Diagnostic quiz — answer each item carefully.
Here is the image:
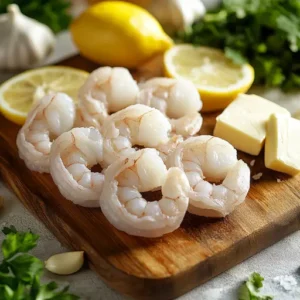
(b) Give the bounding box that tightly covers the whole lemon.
[70,1,173,68]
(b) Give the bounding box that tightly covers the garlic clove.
[45,251,85,275]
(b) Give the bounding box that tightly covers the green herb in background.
[238,272,273,300]
[0,0,72,33]
[0,225,79,300]
[179,0,300,91]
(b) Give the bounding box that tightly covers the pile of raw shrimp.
[16,67,251,238]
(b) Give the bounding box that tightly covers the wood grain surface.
[1,55,300,300]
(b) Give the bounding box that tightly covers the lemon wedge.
[70,1,173,68]
[164,45,254,112]
[0,66,88,125]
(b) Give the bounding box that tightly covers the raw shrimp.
[137,77,203,136]
[170,112,203,137]
[156,134,183,162]
[100,149,190,237]
[101,104,172,166]
[50,127,104,207]
[16,93,76,173]
[168,135,250,217]
[76,67,139,128]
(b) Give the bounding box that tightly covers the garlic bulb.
[45,251,85,275]
[147,0,206,34]
[0,4,55,70]
[201,0,222,11]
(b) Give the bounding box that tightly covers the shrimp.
[16,93,76,173]
[101,104,172,166]
[76,67,139,128]
[156,134,184,162]
[100,149,190,237]
[168,135,250,217]
[50,127,104,207]
[170,112,203,137]
[137,77,203,136]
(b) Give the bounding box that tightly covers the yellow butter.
[265,114,300,176]
[213,94,290,155]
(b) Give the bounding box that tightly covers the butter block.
[265,114,300,176]
[214,94,290,155]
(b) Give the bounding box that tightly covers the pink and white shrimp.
[50,127,104,207]
[137,77,203,137]
[16,93,76,173]
[76,67,139,128]
[100,149,190,237]
[168,135,250,217]
[101,104,172,166]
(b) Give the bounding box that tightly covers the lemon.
[70,1,173,68]
[0,66,88,125]
[164,45,255,112]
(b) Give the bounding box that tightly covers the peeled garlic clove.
[45,251,84,275]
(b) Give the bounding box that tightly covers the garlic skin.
[147,0,206,34]
[45,251,85,275]
[0,4,56,71]
[201,0,222,11]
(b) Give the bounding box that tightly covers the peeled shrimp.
[100,149,190,237]
[16,93,75,173]
[137,77,203,136]
[101,104,172,166]
[50,127,104,207]
[168,135,250,217]
[170,112,203,137]
[76,67,139,128]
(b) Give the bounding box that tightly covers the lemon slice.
[164,45,254,112]
[0,66,89,125]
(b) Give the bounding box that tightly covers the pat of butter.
[265,114,300,176]
[214,94,290,155]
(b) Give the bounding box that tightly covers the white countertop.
[1,32,300,300]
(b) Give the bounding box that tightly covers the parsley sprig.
[179,0,300,90]
[0,226,79,300]
[238,272,273,300]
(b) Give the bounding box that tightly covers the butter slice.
[265,114,300,176]
[214,94,290,155]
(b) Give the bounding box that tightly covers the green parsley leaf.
[7,254,44,284]
[2,231,39,259]
[0,227,80,299]
[0,284,14,299]
[0,272,18,288]
[2,226,17,235]
[238,272,273,300]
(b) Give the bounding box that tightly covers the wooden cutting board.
[1,55,300,300]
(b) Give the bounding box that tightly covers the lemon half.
[164,45,254,112]
[0,66,88,125]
